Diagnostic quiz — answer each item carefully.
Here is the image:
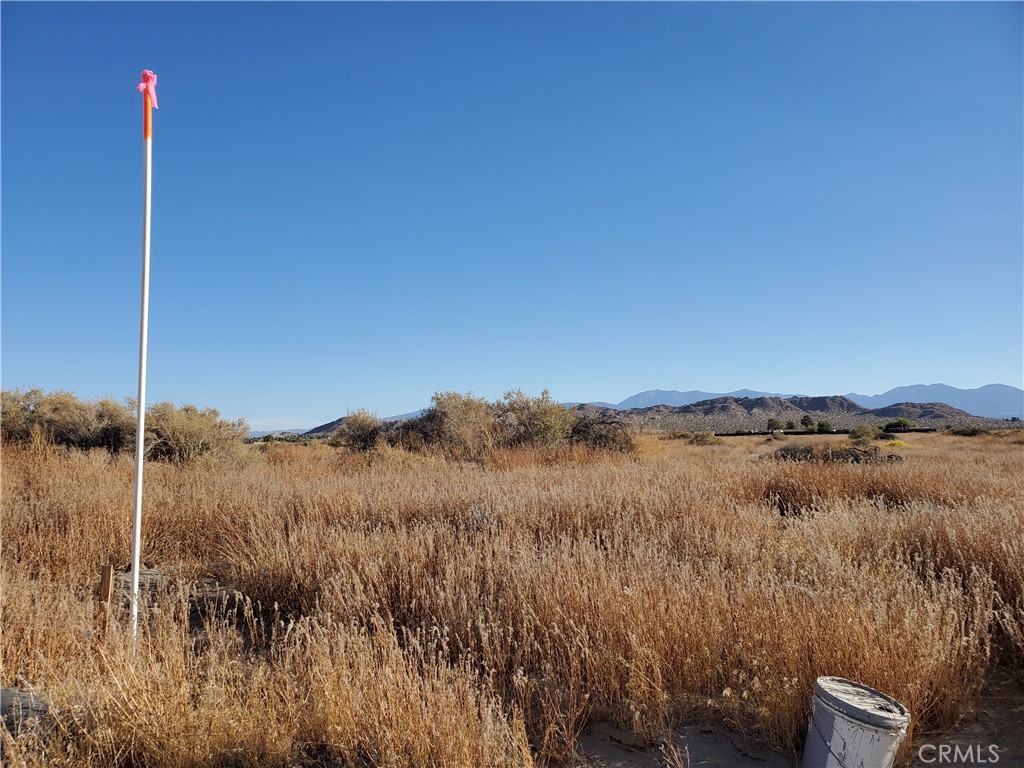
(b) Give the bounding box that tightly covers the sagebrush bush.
[1,390,247,463]
[497,388,576,446]
[329,408,382,452]
[774,442,898,464]
[849,424,881,443]
[1,389,135,452]
[569,416,635,453]
[402,391,500,460]
[383,389,632,459]
[690,431,724,446]
[145,402,249,463]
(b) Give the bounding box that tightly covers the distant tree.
[785,421,796,431]
[800,415,816,432]
[816,419,834,434]
[766,418,784,432]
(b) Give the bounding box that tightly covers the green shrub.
[849,424,882,446]
[800,415,816,432]
[690,432,724,446]
[816,420,834,434]
[329,408,382,452]
[766,418,784,432]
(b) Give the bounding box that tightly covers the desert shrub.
[386,390,635,459]
[145,402,249,463]
[690,432,724,446]
[660,430,694,441]
[0,389,99,448]
[497,389,575,446]
[410,391,501,460]
[800,415,816,433]
[785,420,796,430]
[36,391,99,447]
[94,398,136,452]
[884,418,917,432]
[329,408,382,452]
[1,389,135,452]
[766,418,784,432]
[569,416,635,453]
[816,419,834,434]
[849,424,882,445]
[774,442,899,464]
[946,426,990,437]
[849,424,878,440]
[1,388,41,443]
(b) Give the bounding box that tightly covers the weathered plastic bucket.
[801,677,910,768]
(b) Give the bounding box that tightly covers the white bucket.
[801,677,910,768]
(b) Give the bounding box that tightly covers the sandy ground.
[908,666,1023,768]
[577,721,797,767]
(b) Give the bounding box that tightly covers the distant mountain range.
[845,384,1022,419]
[288,383,1022,438]
[585,384,1022,420]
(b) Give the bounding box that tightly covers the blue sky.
[3,2,1021,430]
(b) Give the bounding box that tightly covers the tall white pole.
[131,71,157,648]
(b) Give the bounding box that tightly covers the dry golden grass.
[2,431,1022,765]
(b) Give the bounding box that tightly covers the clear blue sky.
[3,2,1022,430]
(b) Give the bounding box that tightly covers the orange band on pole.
[137,69,158,140]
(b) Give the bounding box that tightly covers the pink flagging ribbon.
[137,70,159,110]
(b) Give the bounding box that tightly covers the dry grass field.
[2,431,1022,766]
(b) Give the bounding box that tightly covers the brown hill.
[871,402,971,420]
[576,396,1000,434]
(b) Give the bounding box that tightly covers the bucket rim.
[813,676,911,730]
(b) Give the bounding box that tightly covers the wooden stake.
[96,564,114,639]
